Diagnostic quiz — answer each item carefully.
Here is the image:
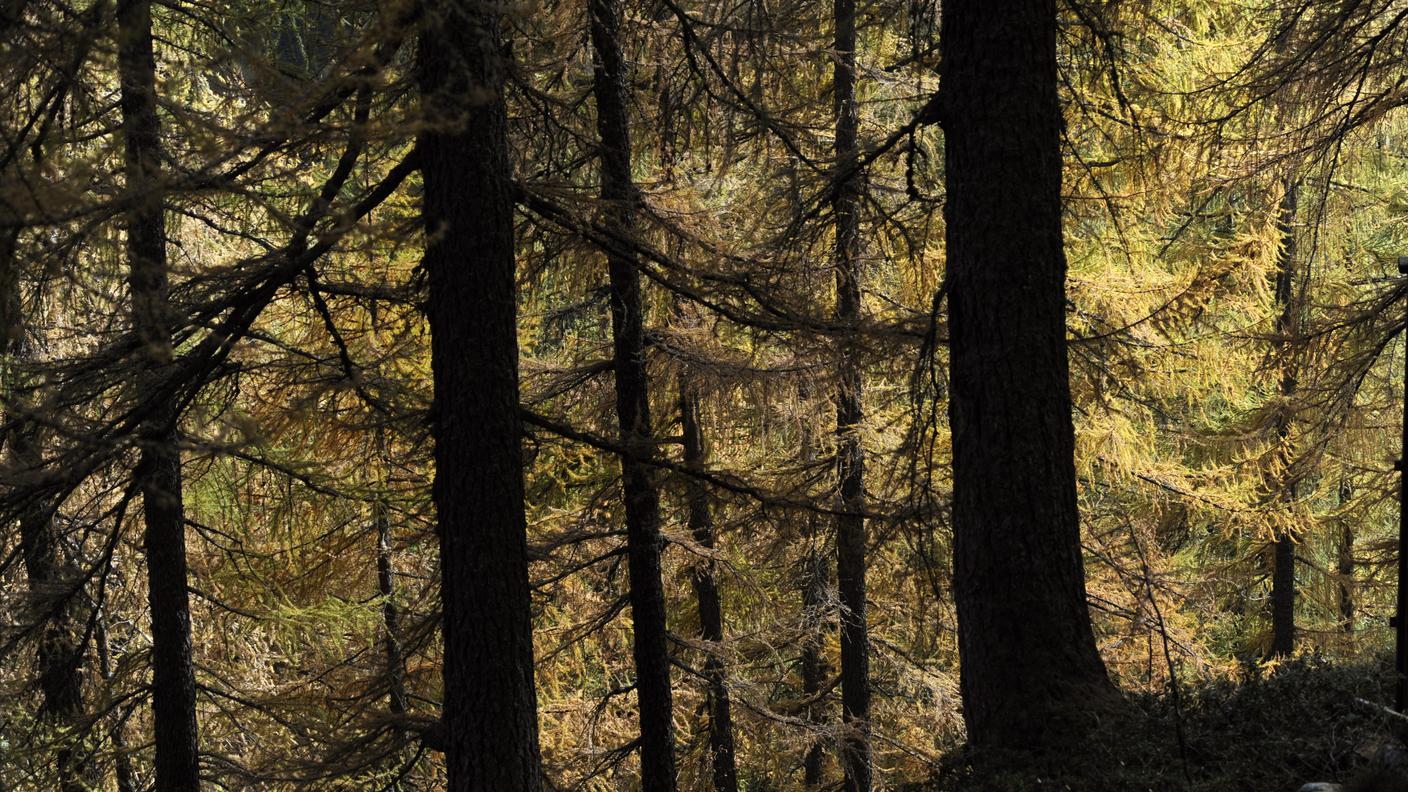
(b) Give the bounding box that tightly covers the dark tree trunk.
[587,2,678,789]
[97,609,137,792]
[116,1,202,787]
[1,185,88,792]
[1338,479,1354,635]
[831,1,870,788]
[799,527,827,777]
[801,546,829,788]
[678,367,739,792]
[940,0,1116,754]
[417,2,544,790]
[1269,177,1299,659]
[798,393,829,789]
[374,430,407,717]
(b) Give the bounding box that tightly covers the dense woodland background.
[7,0,1408,790]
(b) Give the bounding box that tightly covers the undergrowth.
[908,656,1405,792]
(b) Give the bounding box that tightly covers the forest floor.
[908,657,1408,792]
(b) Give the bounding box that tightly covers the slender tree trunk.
[374,430,408,717]
[831,1,870,787]
[678,361,739,792]
[97,609,137,792]
[587,2,678,789]
[799,399,829,788]
[801,548,829,787]
[1,181,88,792]
[940,0,1116,754]
[417,1,544,789]
[116,1,202,787]
[1338,479,1354,635]
[1269,176,1299,659]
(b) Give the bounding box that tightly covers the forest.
[10,0,1408,790]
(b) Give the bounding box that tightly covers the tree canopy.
[5,0,1408,790]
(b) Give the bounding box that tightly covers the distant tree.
[1269,175,1301,658]
[588,0,679,787]
[676,301,739,792]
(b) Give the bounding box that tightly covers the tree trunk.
[678,364,739,792]
[417,2,544,789]
[116,1,202,787]
[832,1,870,788]
[587,2,678,789]
[1338,479,1354,635]
[940,0,1116,754]
[374,430,408,717]
[1,178,88,792]
[1269,177,1299,659]
[97,608,137,792]
[801,547,829,787]
[798,389,829,788]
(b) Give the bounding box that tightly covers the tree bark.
[832,1,870,788]
[1269,177,1299,659]
[417,1,544,789]
[587,2,679,789]
[116,1,202,787]
[940,0,1116,754]
[678,363,739,792]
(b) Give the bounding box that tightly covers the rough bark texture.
[832,0,870,787]
[1269,178,1299,659]
[587,1,678,789]
[418,2,544,789]
[941,0,1116,754]
[116,0,202,787]
[679,368,739,792]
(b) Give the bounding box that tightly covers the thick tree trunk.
[940,0,1116,754]
[587,2,678,789]
[831,1,870,788]
[417,2,544,790]
[1269,177,1299,659]
[116,1,202,787]
[678,369,739,792]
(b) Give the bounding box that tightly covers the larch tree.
[418,0,545,788]
[0,24,89,789]
[588,0,679,788]
[116,0,203,786]
[676,300,740,792]
[1269,175,1301,658]
[832,0,871,786]
[939,0,1116,754]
